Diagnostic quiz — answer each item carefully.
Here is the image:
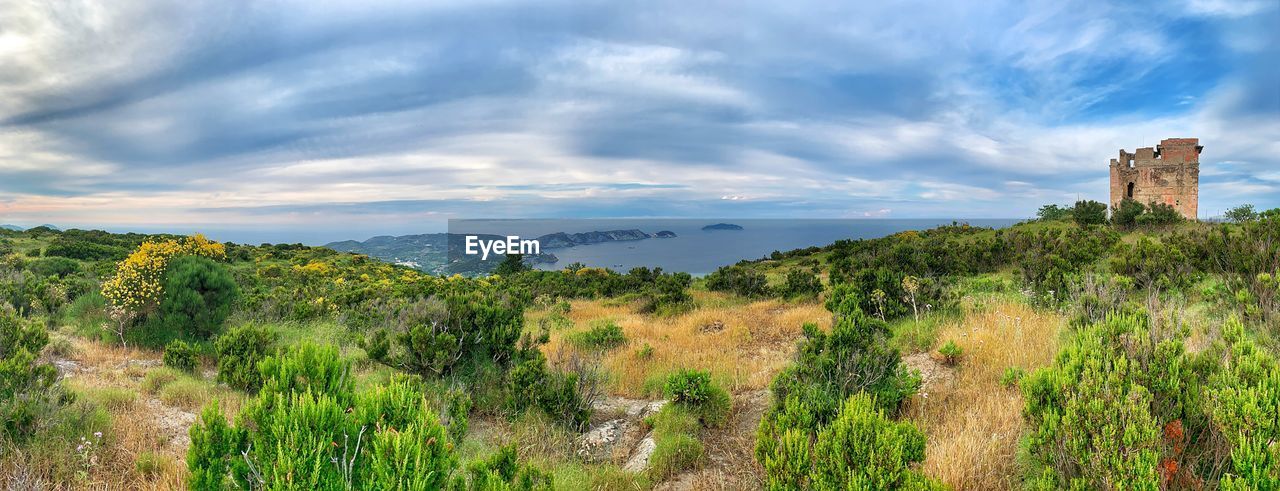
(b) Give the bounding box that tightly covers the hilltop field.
[0,204,1277,490]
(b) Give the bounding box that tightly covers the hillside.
[0,212,1277,489]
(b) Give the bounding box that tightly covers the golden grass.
[0,335,244,489]
[538,297,830,398]
[904,301,1064,490]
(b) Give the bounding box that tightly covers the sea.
[449,218,1022,276]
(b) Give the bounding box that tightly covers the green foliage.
[1000,366,1025,388]
[493,253,530,277]
[1020,313,1280,489]
[757,393,939,490]
[767,285,918,422]
[189,344,550,490]
[0,307,60,443]
[705,264,769,297]
[663,369,732,428]
[1135,201,1183,226]
[778,267,823,299]
[1224,204,1258,223]
[1109,236,1193,290]
[214,323,277,392]
[1036,204,1072,221]
[1111,198,1146,227]
[505,352,594,431]
[27,257,81,278]
[647,405,706,481]
[143,256,239,346]
[756,285,924,488]
[397,292,523,378]
[163,339,199,373]
[566,322,627,351]
[1071,200,1108,226]
[640,272,693,315]
[937,340,962,366]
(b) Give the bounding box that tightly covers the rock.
[53,359,82,378]
[145,398,196,450]
[699,320,725,333]
[623,432,658,472]
[576,419,634,462]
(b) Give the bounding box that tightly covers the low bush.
[663,369,731,427]
[646,405,706,481]
[0,307,60,443]
[214,324,277,392]
[188,344,550,490]
[567,322,628,351]
[163,339,199,373]
[705,264,769,298]
[938,340,963,366]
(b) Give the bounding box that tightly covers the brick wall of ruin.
[1109,138,1200,220]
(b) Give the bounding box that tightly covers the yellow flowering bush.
[101,234,226,313]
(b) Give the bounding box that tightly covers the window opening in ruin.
[1127,182,1135,198]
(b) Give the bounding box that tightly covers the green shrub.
[214,324,277,392]
[663,369,732,427]
[146,256,239,345]
[163,339,199,372]
[398,292,523,378]
[636,343,654,359]
[567,322,628,351]
[778,268,823,299]
[1136,201,1183,226]
[1072,200,1108,226]
[647,405,706,481]
[188,344,548,490]
[1000,366,1025,388]
[506,352,594,430]
[937,340,963,366]
[706,264,769,297]
[0,307,60,442]
[757,392,940,489]
[1111,198,1145,227]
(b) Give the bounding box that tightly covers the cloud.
[0,0,1276,240]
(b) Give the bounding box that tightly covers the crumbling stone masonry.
[1109,137,1201,220]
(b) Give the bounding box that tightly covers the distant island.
[702,223,743,231]
[325,228,676,275]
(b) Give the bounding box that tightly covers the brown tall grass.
[539,297,830,398]
[905,301,1064,490]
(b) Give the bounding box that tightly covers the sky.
[0,0,1277,244]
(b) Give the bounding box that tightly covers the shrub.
[567,322,627,351]
[663,369,732,427]
[27,257,80,278]
[1111,198,1145,227]
[1224,204,1257,223]
[188,345,549,490]
[636,343,654,359]
[398,292,523,378]
[214,324,277,392]
[778,268,823,299]
[163,339,199,372]
[1136,201,1184,226]
[146,256,239,345]
[0,308,60,442]
[1037,204,1071,221]
[1072,200,1108,226]
[647,405,706,480]
[937,340,963,366]
[757,392,939,489]
[1000,366,1025,388]
[705,264,769,297]
[506,353,594,430]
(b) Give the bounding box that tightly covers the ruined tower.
[1109,138,1201,220]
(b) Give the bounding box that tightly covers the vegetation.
[1,206,1278,488]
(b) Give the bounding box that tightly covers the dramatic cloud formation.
[0,0,1276,242]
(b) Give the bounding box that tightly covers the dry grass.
[1,336,242,490]
[538,296,830,398]
[904,301,1064,490]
